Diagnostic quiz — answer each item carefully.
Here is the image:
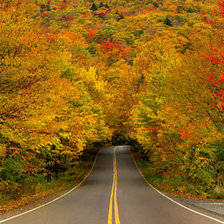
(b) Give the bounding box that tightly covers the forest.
[0,0,224,210]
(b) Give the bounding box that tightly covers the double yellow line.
[107,147,120,224]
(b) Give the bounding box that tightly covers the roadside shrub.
[0,157,24,183]
[164,175,183,190]
[22,175,41,194]
[213,186,224,199]
[0,180,22,199]
[187,164,214,195]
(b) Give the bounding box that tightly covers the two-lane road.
[1,146,224,224]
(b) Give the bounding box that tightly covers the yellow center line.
[114,148,120,224]
[108,179,114,224]
[107,146,120,224]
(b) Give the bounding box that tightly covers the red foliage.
[94,10,110,19]
[87,28,97,40]
[201,0,224,29]
[41,11,52,18]
[81,11,88,18]
[218,0,224,18]
[63,15,75,21]
[147,126,157,131]
[200,0,224,110]
[60,2,68,9]
[179,128,192,141]
[201,48,224,104]
[100,38,126,54]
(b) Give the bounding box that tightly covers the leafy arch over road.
[0,0,224,203]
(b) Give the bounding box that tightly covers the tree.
[90,3,97,11]
[99,2,104,8]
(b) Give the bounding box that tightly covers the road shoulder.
[130,147,224,223]
[0,150,99,222]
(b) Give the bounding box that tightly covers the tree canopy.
[0,0,224,201]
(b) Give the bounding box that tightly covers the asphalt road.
[1,146,224,224]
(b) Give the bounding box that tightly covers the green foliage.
[0,157,24,183]
[112,133,131,145]
[213,186,224,199]
[87,43,100,55]
[61,68,77,80]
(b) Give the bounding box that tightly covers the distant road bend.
[1,146,224,224]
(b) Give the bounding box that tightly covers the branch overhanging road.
[1,146,224,224]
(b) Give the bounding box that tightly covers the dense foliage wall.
[0,0,223,199]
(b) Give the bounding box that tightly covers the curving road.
[1,146,224,224]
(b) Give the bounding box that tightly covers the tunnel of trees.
[0,0,224,207]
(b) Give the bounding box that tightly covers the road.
[1,146,224,224]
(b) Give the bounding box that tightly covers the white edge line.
[130,149,224,224]
[0,152,99,223]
